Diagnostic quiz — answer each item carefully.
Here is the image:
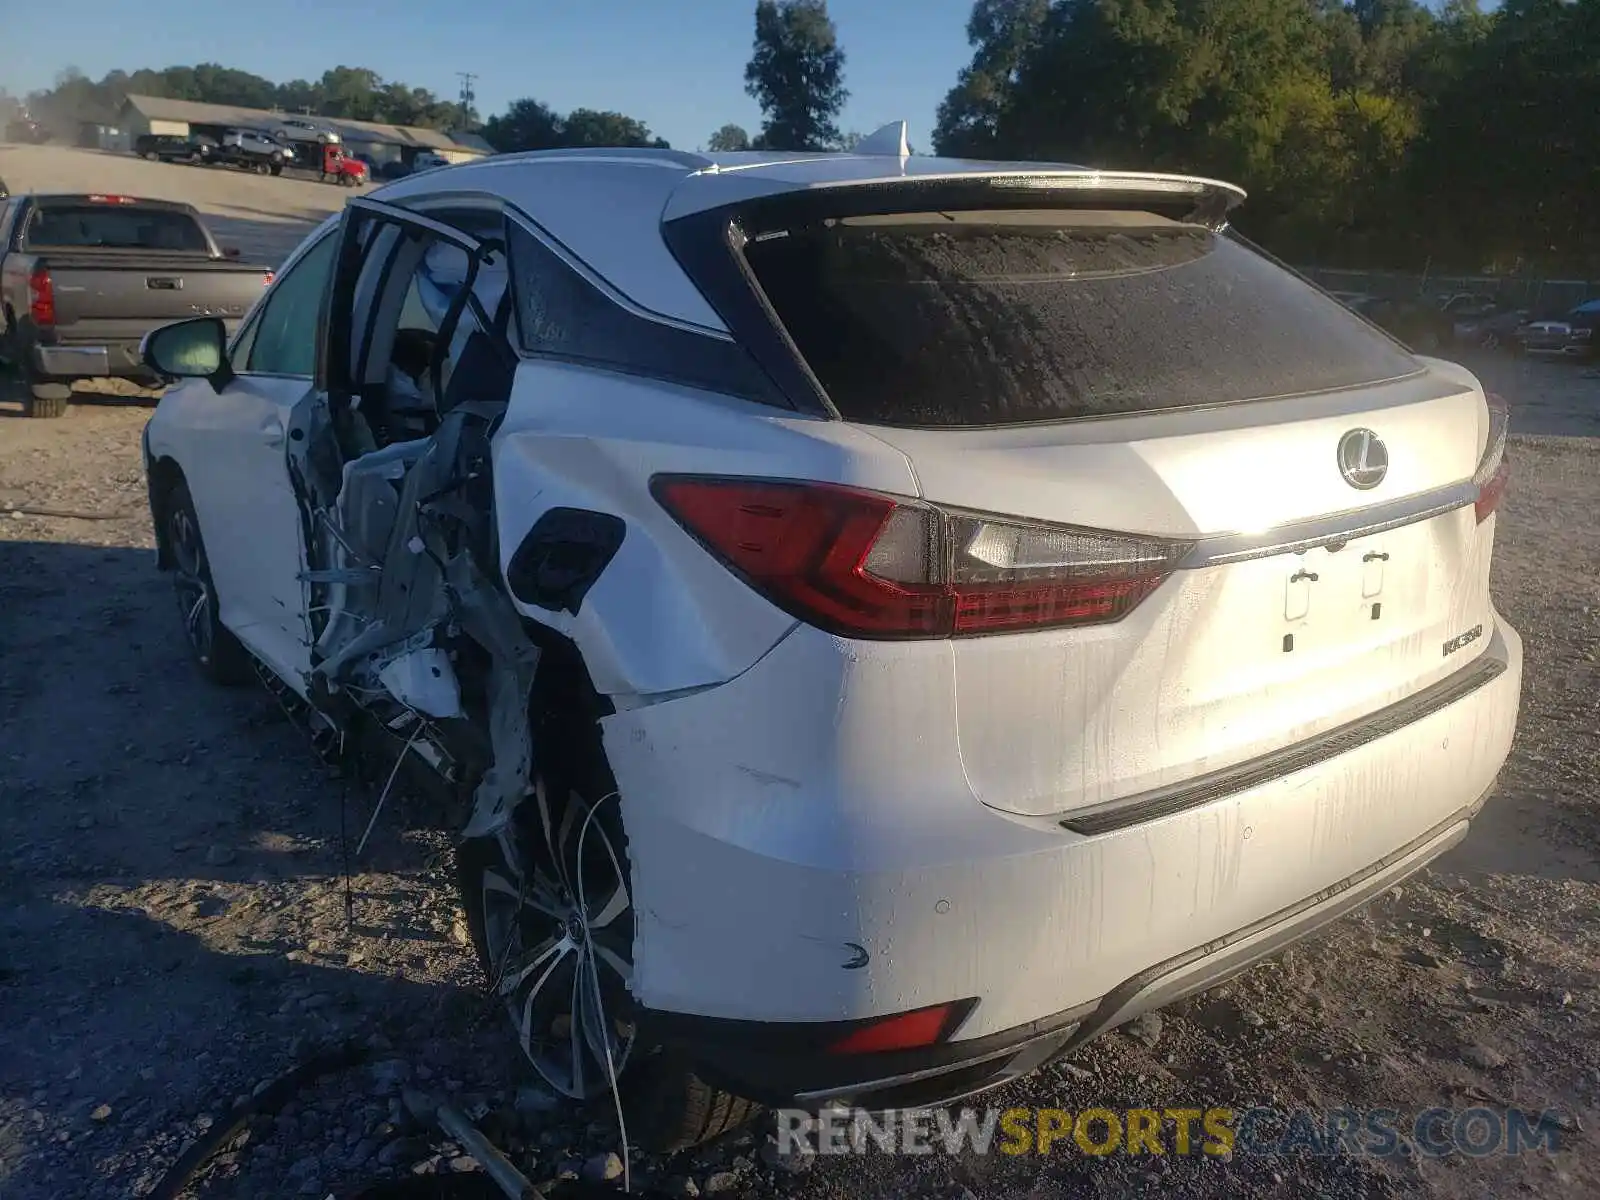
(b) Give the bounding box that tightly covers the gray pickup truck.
[0,193,274,417]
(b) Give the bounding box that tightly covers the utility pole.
[456,72,477,132]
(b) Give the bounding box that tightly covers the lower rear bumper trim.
[1060,645,1508,836]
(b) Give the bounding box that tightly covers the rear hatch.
[22,200,271,337]
[728,191,1506,819]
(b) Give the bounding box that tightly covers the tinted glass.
[246,233,337,376]
[507,219,774,400]
[26,205,208,252]
[741,209,1422,427]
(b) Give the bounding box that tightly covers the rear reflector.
[652,476,1193,639]
[1474,393,1511,524]
[27,265,55,327]
[826,1003,962,1055]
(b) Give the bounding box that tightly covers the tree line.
[22,64,473,132]
[930,0,1599,273]
[13,0,1594,272]
[723,0,1597,275]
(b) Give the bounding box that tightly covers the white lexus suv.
[138,131,1522,1150]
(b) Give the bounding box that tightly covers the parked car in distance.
[1452,304,1531,351]
[134,133,208,164]
[273,117,340,144]
[0,193,274,417]
[412,151,451,171]
[209,127,291,175]
[1435,291,1502,319]
[136,146,1522,1151]
[1514,304,1599,358]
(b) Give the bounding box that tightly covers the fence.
[1298,267,1598,316]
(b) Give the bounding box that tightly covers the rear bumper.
[605,611,1522,1105]
[648,791,1486,1109]
[32,339,146,379]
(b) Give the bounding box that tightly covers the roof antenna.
[855,120,909,159]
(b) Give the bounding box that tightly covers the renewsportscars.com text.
[774,1105,1568,1159]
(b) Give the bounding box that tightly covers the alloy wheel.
[480,779,636,1100]
[168,505,216,667]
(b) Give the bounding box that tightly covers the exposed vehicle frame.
[137,134,1522,1150]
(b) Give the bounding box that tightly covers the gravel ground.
[1,145,1598,1200]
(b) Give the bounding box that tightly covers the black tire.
[455,673,760,1153]
[22,377,69,419]
[144,150,159,161]
[162,479,252,685]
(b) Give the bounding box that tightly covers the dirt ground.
[1,144,1598,1200]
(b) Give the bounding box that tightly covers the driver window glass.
[243,232,337,377]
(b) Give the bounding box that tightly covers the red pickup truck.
[0,193,275,417]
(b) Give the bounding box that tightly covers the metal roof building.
[119,93,492,164]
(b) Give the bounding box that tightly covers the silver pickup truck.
[0,193,274,417]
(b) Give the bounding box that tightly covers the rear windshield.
[741,209,1421,427]
[26,205,209,252]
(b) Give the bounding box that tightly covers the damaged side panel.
[490,361,921,701]
[287,388,541,841]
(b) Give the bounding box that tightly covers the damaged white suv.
[139,137,1522,1150]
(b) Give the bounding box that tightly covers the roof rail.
[482,146,713,170]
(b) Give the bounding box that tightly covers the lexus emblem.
[1337,428,1388,490]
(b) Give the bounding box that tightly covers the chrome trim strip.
[345,196,486,254]
[1059,647,1508,837]
[1183,480,1478,568]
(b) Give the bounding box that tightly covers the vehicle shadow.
[0,898,518,1200]
[0,536,529,1197]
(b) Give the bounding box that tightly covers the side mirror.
[141,317,232,391]
[222,246,241,259]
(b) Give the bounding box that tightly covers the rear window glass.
[741,209,1421,427]
[26,206,209,252]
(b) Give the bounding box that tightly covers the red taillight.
[86,194,137,205]
[1474,393,1511,524]
[652,476,1193,639]
[27,265,55,327]
[827,1003,961,1055]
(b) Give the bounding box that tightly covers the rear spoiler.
[668,170,1248,234]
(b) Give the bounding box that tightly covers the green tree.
[744,0,849,150]
[707,122,752,151]
[560,108,667,148]
[482,100,668,153]
[933,0,1048,157]
[1405,0,1600,271]
[315,67,384,121]
[483,98,563,152]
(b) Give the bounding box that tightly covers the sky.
[0,0,978,151]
